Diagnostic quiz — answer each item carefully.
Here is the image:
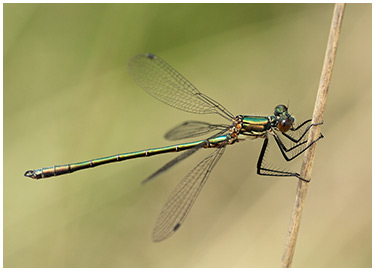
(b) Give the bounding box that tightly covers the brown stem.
[281,3,346,268]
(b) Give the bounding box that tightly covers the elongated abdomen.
[24,140,207,180]
[24,135,231,180]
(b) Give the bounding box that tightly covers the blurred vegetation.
[4,3,371,268]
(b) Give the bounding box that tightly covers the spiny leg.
[256,137,306,181]
[273,132,309,154]
[283,121,323,143]
[291,119,312,131]
[273,132,324,162]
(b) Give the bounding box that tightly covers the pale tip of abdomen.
[24,170,39,180]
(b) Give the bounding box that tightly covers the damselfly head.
[274,105,295,132]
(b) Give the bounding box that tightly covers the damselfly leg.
[257,121,324,181]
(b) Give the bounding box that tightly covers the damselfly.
[24,53,323,242]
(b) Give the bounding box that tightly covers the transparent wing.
[152,146,226,242]
[165,121,231,141]
[128,53,234,121]
[142,141,206,184]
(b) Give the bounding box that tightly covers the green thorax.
[240,115,272,136]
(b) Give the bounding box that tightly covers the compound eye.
[278,118,292,132]
[274,104,288,116]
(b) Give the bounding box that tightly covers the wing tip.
[173,223,181,231]
[152,223,180,242]
[146,53,156,59]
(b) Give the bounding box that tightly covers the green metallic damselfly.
[24,53,323,242]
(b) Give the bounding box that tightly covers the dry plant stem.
[281,3,346,268]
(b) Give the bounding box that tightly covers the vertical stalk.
[281,3,346,268]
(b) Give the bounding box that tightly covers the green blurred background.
[4,3,371,268]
